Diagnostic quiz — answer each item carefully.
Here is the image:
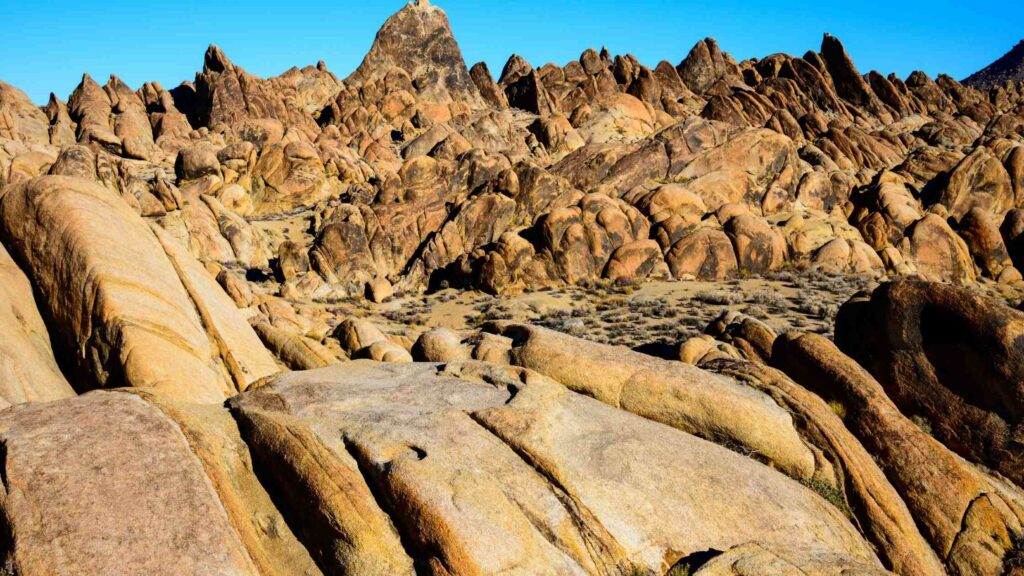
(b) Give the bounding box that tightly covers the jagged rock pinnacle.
[346,0,482,105]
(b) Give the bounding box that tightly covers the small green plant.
[911,415,933,436]
[801,477,854,520]
[828,400,847,420]
[665,564,692,576]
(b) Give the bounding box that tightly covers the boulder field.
[1,0,1024,573]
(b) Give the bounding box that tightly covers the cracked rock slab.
[230,360,882,575]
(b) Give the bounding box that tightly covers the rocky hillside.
[1,0,1024,574]
[964,40,1024,89]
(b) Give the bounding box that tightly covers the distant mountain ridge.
[964,39,1024,88]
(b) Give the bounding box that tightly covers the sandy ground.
[250,208,1024,355]
[307,271,894,356]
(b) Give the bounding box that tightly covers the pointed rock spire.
[819,34,882,113]
[347,0,481,105]
[677,37,741,94]
[203,44,234,74]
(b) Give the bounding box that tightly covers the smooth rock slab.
[0,392,256,575]
[484,322,815,479]
[0,176,264,403]
[231,360,881,575]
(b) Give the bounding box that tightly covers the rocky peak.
[203,44,235,74]
[677,37,741,94]
[498,54,533,86]
[347,0,482,105]
[964,39,1024,89]
[819,33,882,112]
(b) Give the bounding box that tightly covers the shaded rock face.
[0,242,75,407]
[835,280,1024,487]
[964,39,1024,89]
[771,332,1024,575]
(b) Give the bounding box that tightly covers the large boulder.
[674,129,800,214]
[665,227,738,280]
[484,323,815,478]
[899,214,976,283]
[0,391,312,575]
[773,331,1024,575]
[957,207,1021,282]
[935,147,1015,219]
[0,81,51,146]
[693,355,944,576]
[723,213,787,274]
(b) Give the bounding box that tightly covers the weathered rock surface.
[773,331,1024,575]
[0,5,1023,574]
[231,360,882,575]
[0,392,260,575]
[485,322,815,477]
[0,176,275,403]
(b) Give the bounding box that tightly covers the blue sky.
[3,0,1022,104]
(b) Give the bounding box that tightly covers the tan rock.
[334,318,412,363]
[252,319,340,370]
[698,356,944,576]
[0,392,259,575]
[666,227,738,280]
[413,327,472,362]
[724,213,787,274]
[485,323,815,478]
[0,176,245,402]
[936,147,1014,219]
[0,242,75,407]
[899,214,976,283]
[231,360,881,574]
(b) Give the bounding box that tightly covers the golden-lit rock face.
[0,2,1023,573]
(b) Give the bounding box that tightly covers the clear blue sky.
[3,0,1022,104]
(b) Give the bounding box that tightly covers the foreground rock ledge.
[0,361,886,575]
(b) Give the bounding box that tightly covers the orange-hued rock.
[0,176,271,402]
[0,4,1023,573]
[773,331,1024,574]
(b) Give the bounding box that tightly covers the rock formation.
[0,2,1023,573]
